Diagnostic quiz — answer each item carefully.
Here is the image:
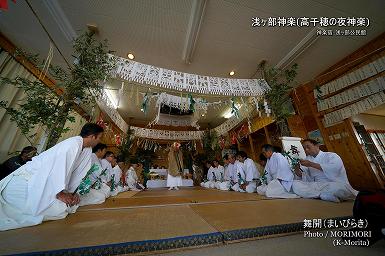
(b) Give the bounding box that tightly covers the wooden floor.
[0,187,354,255]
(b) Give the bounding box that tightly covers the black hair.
[261,144,274,152]
[302,139,319,145]
[104,151,114,158]
[21,146,37,155]
[92,143,107,153]
[80,123,104,138]
[259,153,267,162]
[236,151,247,159]
[223,154,229,160]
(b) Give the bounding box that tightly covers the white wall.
[352,114,385,131]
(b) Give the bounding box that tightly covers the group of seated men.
[200,140,358,203]
[0,123,144,231]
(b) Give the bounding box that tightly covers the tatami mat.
[79,188,265,211]
[0,188,355,255]
[0,205,217,255]
[190,199,353,231]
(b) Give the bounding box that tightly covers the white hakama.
[0,136,91,231]
[292,151,358,202]
[167,174,182,188]
[126,168,144,191]
[257,152,299,198]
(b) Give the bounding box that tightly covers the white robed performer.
[212,160,225,189]
[231,159,247,192]
[233,151,260,193]
[257,144,299,198]
[167,142,184,190]
[126,161,145,191]
[292,139,358,202]
[201,162,216,188]
[217,154,237,191]
[0,123,103,231]
[100,151,115,197]
[110,156,126,196]
[78,143,109,206]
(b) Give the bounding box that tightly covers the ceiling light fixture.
[42,0,77,42]
[182,0,207,64]
[127,53,135,60]
[275,26,322,70]
[229,71,235,76]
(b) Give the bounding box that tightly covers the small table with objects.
[146,168,193,188]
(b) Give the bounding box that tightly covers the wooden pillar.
[264,126,272,144]
[248,135,256,160]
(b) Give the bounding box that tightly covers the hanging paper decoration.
[141,92,149,115]
[230,97,240,119]
[188,93,196,112]
[115,57,271,96]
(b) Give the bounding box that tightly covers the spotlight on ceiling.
[127,53,135,60]
[229,71,235,76]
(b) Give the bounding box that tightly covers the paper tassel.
[141,92,149,115]
[188,93,196,112]
[231,97,240,119]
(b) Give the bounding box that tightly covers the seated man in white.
[126,160,145,191]
[78,143,109,206]
[234,151,260,193]
[230,158,247,192]
[212,160,225,189]
[110,156,126,196]
[0,123,103,231]
[257,144,299,198]
[101,151,115,197]
[201,162,216,188]
[217,154,234,191]
[292,139,358,203]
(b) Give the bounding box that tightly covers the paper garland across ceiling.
[97,89,256,140]
[113,56,271,97]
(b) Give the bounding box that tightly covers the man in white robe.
[110,156,125,196]
[257,144,299,198]
[0,123,104,231]
[292,139,358,202]
[230,158,247,192]
[78,143,108,206]
[126,161,145,191]
[216,154,229,190]
[217,154,238,191]
[101,151,115,197]
[212,160,225,189]
[234,151,260,193]
[201,162,216,189]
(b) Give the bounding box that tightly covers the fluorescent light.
[104,88,118,109]
[182,0,207,64]
[42,0,77,42]
[127,53,135,60]
[229,71,235,76]
[275,27,322,69]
